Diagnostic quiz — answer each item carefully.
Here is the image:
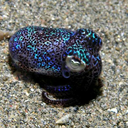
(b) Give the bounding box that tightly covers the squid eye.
[65,55,86,72]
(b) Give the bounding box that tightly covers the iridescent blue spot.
[37,63,41,67]
[99,39,102,44]
[67,85,71,88]
[50,31,56,36]
[47,49,53,53]
[62,33,70,41]
[14,37,17,42]
[33,47,37,52]
[42,62,45,66]
[92,33,95,38]
[47,57,50,60]
[19,36,23,41]
[38,57,42,62]
[16,45,21,49]
[35,54,37,59]
[32,40,37,45]
[97,55,100,60]
[12,47,15,51]
[48,61,53,65]
[64,86,70,91]
[53,42,58,45]
[27,45,32,50]
[45,65,50,69]
[57,67,60,71]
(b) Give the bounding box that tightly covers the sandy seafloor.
[0,0,128,127]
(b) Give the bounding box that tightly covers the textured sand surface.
[0,0,128,127]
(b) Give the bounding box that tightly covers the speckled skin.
[9,26,102,106]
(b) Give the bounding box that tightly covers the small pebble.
[56,114,72,124]
[108,108,118,113]
[0,30,14,41]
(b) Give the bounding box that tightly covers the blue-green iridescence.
[9,26,102,76]
[9,26,102,105]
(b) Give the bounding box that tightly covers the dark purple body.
[9,26,102,106]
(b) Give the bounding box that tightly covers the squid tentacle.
[42,91,76,106]
[42,84,73,97]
